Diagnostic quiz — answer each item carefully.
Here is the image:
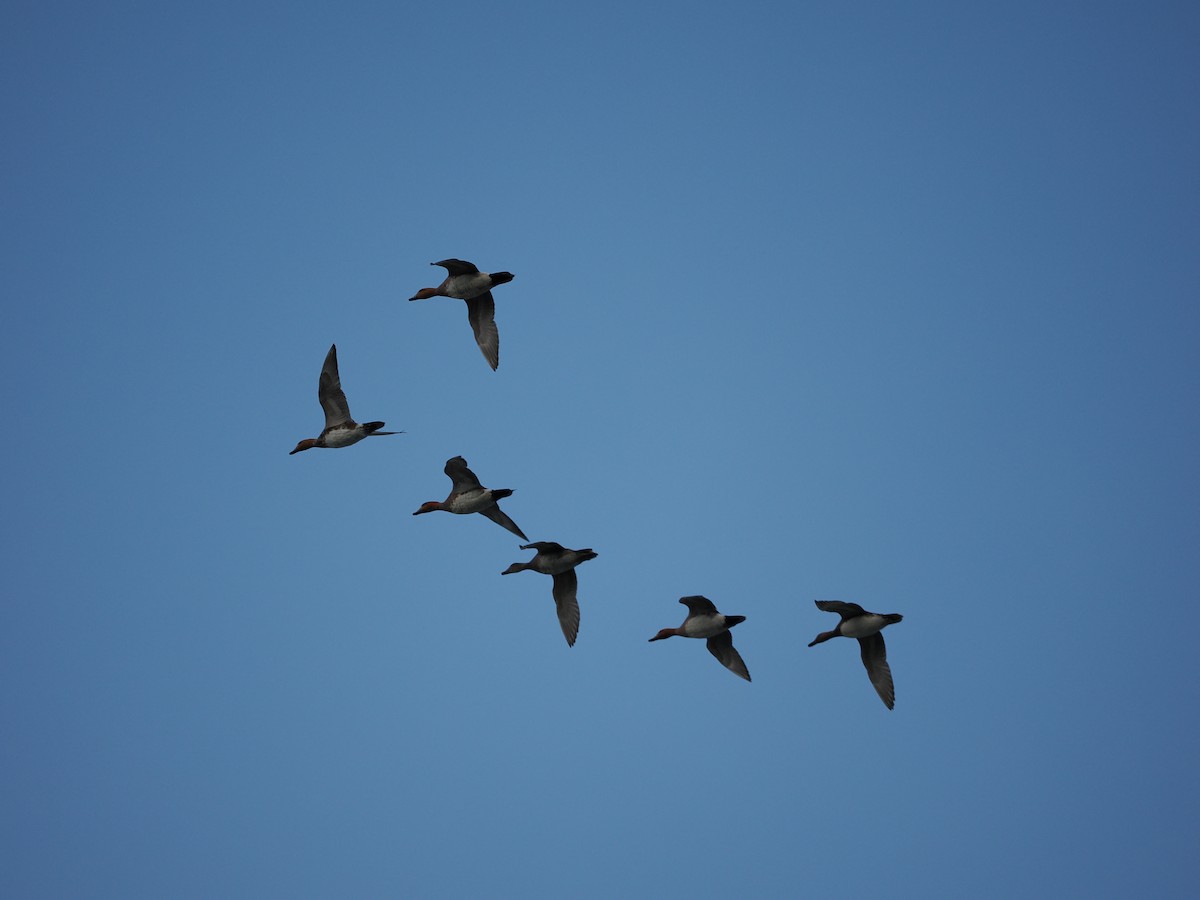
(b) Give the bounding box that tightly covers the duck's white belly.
[445,273,492,300]
[323,426,364,448]
[840,615,886,638]
[448,489,494,514]
[680,615,728,639]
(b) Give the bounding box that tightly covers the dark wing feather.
[318,344,353,428]
[858,633,895,709]
[815,600,867,619]
[551,570,581,647]
[466,292,499,370]
[680,596,719,616]
[480,504,529,540]
[444,456,482,491]
[521,541,565,553]
[706,631,751,682]
[433,258,480,276]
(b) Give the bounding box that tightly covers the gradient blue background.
[3,2,1198,897]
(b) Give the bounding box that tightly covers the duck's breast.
[444,273,493,300]
[448,488,495,513]
[321,425,365,448]
[679,614,729,639]
[840,614,888,638]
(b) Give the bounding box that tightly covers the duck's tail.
[363,422,402,436]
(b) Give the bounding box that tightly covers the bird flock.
[290,258,906,709]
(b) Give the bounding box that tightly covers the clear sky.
[3,2,1198,897]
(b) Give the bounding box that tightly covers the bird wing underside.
[680,595,719,616]
[443,456,483,491]
[707,630,751,681]
[480,504,528,541]
[858,632,895,709]
[434,258,480,276]
[551,570,580,647]
[318,345,352,428]
[815,600,866,619]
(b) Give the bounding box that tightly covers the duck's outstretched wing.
[318,344,353,428]
[480,504,528,541]
[680,596,719,616]
[444,455,482,491]
[466,292,499,370]
[815,600,867,619]
[521,541,566,553]
[858,633,895,709]
[706,631,751,682]
[551,570,581,647]
[433,258,480,276]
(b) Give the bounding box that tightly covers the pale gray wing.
[444,456,482,491]
[318,344,352,428]
[551,570,580,647]
[680,596,719,616]
[707,631,751,682]
[466,292,499,371]
[434,258,480,276]
[815,600,867,618]
[480,503,528,541]
[858,633,895,709]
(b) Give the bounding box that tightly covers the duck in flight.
[413,456,528,540]
[502,542,598,647]
[808,600,904,709]
[289,344,399,455]
[408,258,514,371]
[649,596,751,682]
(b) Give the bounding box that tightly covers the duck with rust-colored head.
[290,344,400,455]
[408,258,514,371]
[413,456,527,540]
[649,596,750,682]
[808,600,904,709]
[502,542,598,647]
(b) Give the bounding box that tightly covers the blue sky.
[2,2,1198,897]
